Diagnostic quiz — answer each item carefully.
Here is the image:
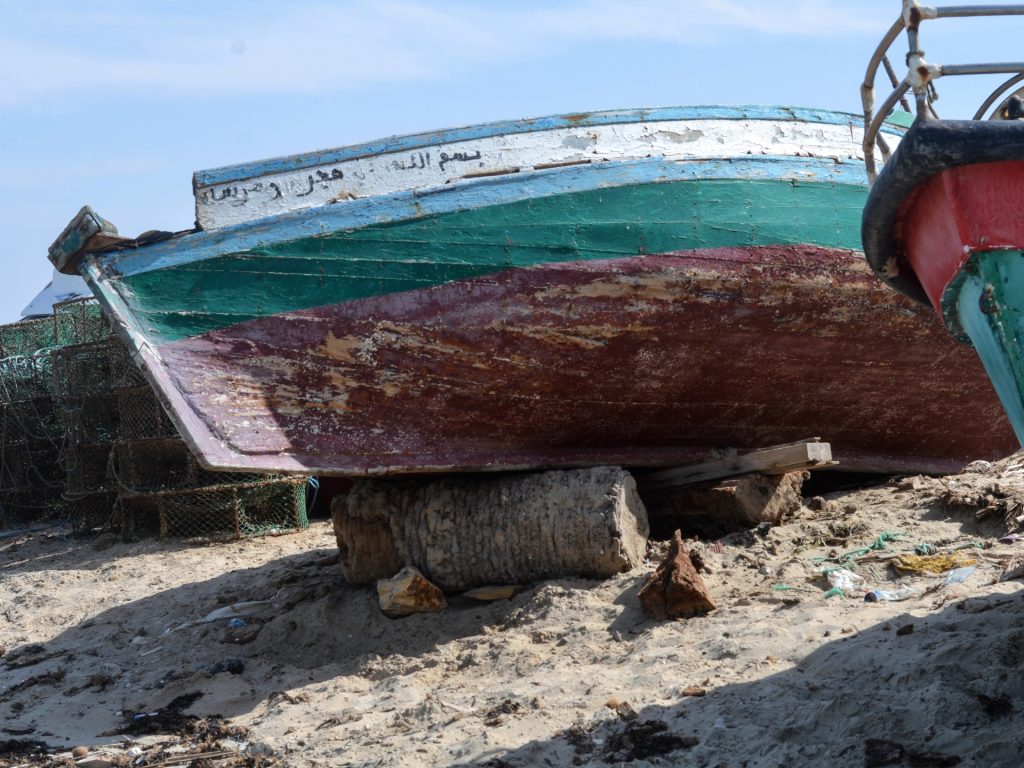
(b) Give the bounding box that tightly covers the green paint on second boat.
[121,177,867,344]
[950,250,1024,444]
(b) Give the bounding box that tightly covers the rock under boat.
[50,105,1015,475]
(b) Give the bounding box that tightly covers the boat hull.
[862,119,1024,446]
[899,163,1024,445]
[65,106,1013,475]
[101,245,1013,475]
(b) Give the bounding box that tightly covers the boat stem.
[948,251,1024,445]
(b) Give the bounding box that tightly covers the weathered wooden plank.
[134,246,1014,476]
[193,110,900,230]
[645,472,808,539]
[639,440,835,492]
[120,176,868,343]
[196,105,906,188]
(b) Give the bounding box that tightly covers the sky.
[1,0,1021,323]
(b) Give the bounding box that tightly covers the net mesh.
[120,478,308,541]
[53,297,110,347]
[0,353,56,403]
[2,397,62,443]
[59,392,120,446]
[0,317,63,525]
[117,386,177,440]
[52,339,126,402]
[64,491,119,536]
[62,441,117,495]
[0,316,58,358]
[0,297,309,541]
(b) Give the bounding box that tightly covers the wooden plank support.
[639,438,836,492]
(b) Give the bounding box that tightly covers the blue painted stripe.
[108,154,867,278]
[194,105,906,187]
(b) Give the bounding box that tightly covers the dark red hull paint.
[157,246,1016,475]
[898,160,1024,312]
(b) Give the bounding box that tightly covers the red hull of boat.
[898,160,1024,313]
[149,245,1015,475]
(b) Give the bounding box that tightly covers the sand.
[3,466,1024,767]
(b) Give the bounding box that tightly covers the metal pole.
[974,73,1024,118]
[933,4,1024,18]
[864,80,912,183]
[940,62,1024,76]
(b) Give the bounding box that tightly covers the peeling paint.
[143,246,1015,476]
[321,332,369,363]
[654,129,705,143]
[193,118,895,230]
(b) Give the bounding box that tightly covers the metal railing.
[862,1,1024,182]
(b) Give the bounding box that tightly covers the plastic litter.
[999,533,1021,544]
[228,618,247,628]
[770,584,816,594]
[864,586,920,602]
[944,566,976,585]
[170,600,274,632]
[825,568,866,595]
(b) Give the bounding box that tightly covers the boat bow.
[862,0,1024,446]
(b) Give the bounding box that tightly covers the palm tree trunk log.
[331,467,649,591]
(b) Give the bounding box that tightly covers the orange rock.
[638,530,716,619]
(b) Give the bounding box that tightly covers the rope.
[814,531,904,567]
[307,477,320,513]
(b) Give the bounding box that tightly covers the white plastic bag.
[825,567,866,595]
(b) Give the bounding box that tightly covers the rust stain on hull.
[158,245,1016,475]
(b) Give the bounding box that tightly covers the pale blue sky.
[1,0,1019,322]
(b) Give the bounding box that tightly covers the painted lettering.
[438,150,482,171]
[391,152,430,171]
[203,167,345,206]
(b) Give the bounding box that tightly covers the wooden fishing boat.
[49,105,1015,476]
[862,1,1024,447]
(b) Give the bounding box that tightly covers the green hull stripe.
[951,250,1024,445]
[121,178,866,343]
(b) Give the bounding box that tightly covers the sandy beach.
[3,464,1024,767]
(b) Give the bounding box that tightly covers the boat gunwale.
[193,104,908,188]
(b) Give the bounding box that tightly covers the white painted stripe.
[194,118,893,230]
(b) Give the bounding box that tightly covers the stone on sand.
[377,566,447,618]
[638,530,716,619]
